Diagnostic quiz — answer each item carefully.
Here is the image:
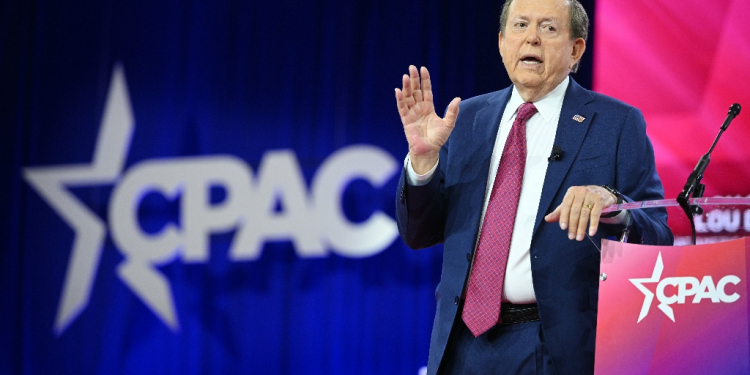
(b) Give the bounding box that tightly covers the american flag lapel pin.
[572,114,585,123]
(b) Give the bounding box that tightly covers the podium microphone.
[677,103,741,245]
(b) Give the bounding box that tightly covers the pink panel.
[593,0,750,202]
[596,238,750,374]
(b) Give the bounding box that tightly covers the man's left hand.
[544,185,617,241]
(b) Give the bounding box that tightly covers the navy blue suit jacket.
[396,78,673,375]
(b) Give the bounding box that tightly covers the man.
[394,0,673,374]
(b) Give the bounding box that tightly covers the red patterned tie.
[462,102,537,337]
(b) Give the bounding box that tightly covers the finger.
[421,66,433,103]
[409,65,423,103]
[588,199,603,237]
[544,205,561,222]
[395,88,409,120]
[575,199,595,241]
[558,190,575,231]
[567,191,587,240]
[402,73,415,107]
[444,97,461,127]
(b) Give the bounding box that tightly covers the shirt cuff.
[404,154,439,186]
[600,209,631,225]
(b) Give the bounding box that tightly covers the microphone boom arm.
[677,103,741,245]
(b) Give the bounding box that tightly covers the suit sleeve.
[605,107,673,245]
[395,146,450,250]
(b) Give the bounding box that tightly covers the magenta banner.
[596,238,750,374]
[593,0,750,245]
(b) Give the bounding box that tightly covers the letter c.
[717,275,741,303]
[657,277,682,305]
[311,145,399,258]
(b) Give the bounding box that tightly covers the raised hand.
[395,65,461,174]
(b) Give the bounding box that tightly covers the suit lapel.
[532,79,595,236]
[474,88,512,151]
[472,87,512,200]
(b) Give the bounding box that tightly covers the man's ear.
[571,38,586,67]
[498,32,505,58]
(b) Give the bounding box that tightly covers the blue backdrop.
[0,1,595,374]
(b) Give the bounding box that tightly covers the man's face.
[499,0,585,100]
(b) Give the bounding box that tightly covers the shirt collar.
[507,76,569,123]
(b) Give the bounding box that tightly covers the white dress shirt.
[405,77,569,304]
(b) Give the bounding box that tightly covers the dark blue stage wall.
[0,1,594,374]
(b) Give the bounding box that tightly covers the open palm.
[395,66,461,174]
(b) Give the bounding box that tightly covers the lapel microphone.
[548,145,563,161]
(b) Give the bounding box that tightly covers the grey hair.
[499,0,589,73]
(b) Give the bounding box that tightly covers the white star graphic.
[23,65,134,335]
[629,252,666,323]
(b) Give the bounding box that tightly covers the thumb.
[443,97,461,126]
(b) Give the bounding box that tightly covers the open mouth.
[521,55,543,64]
